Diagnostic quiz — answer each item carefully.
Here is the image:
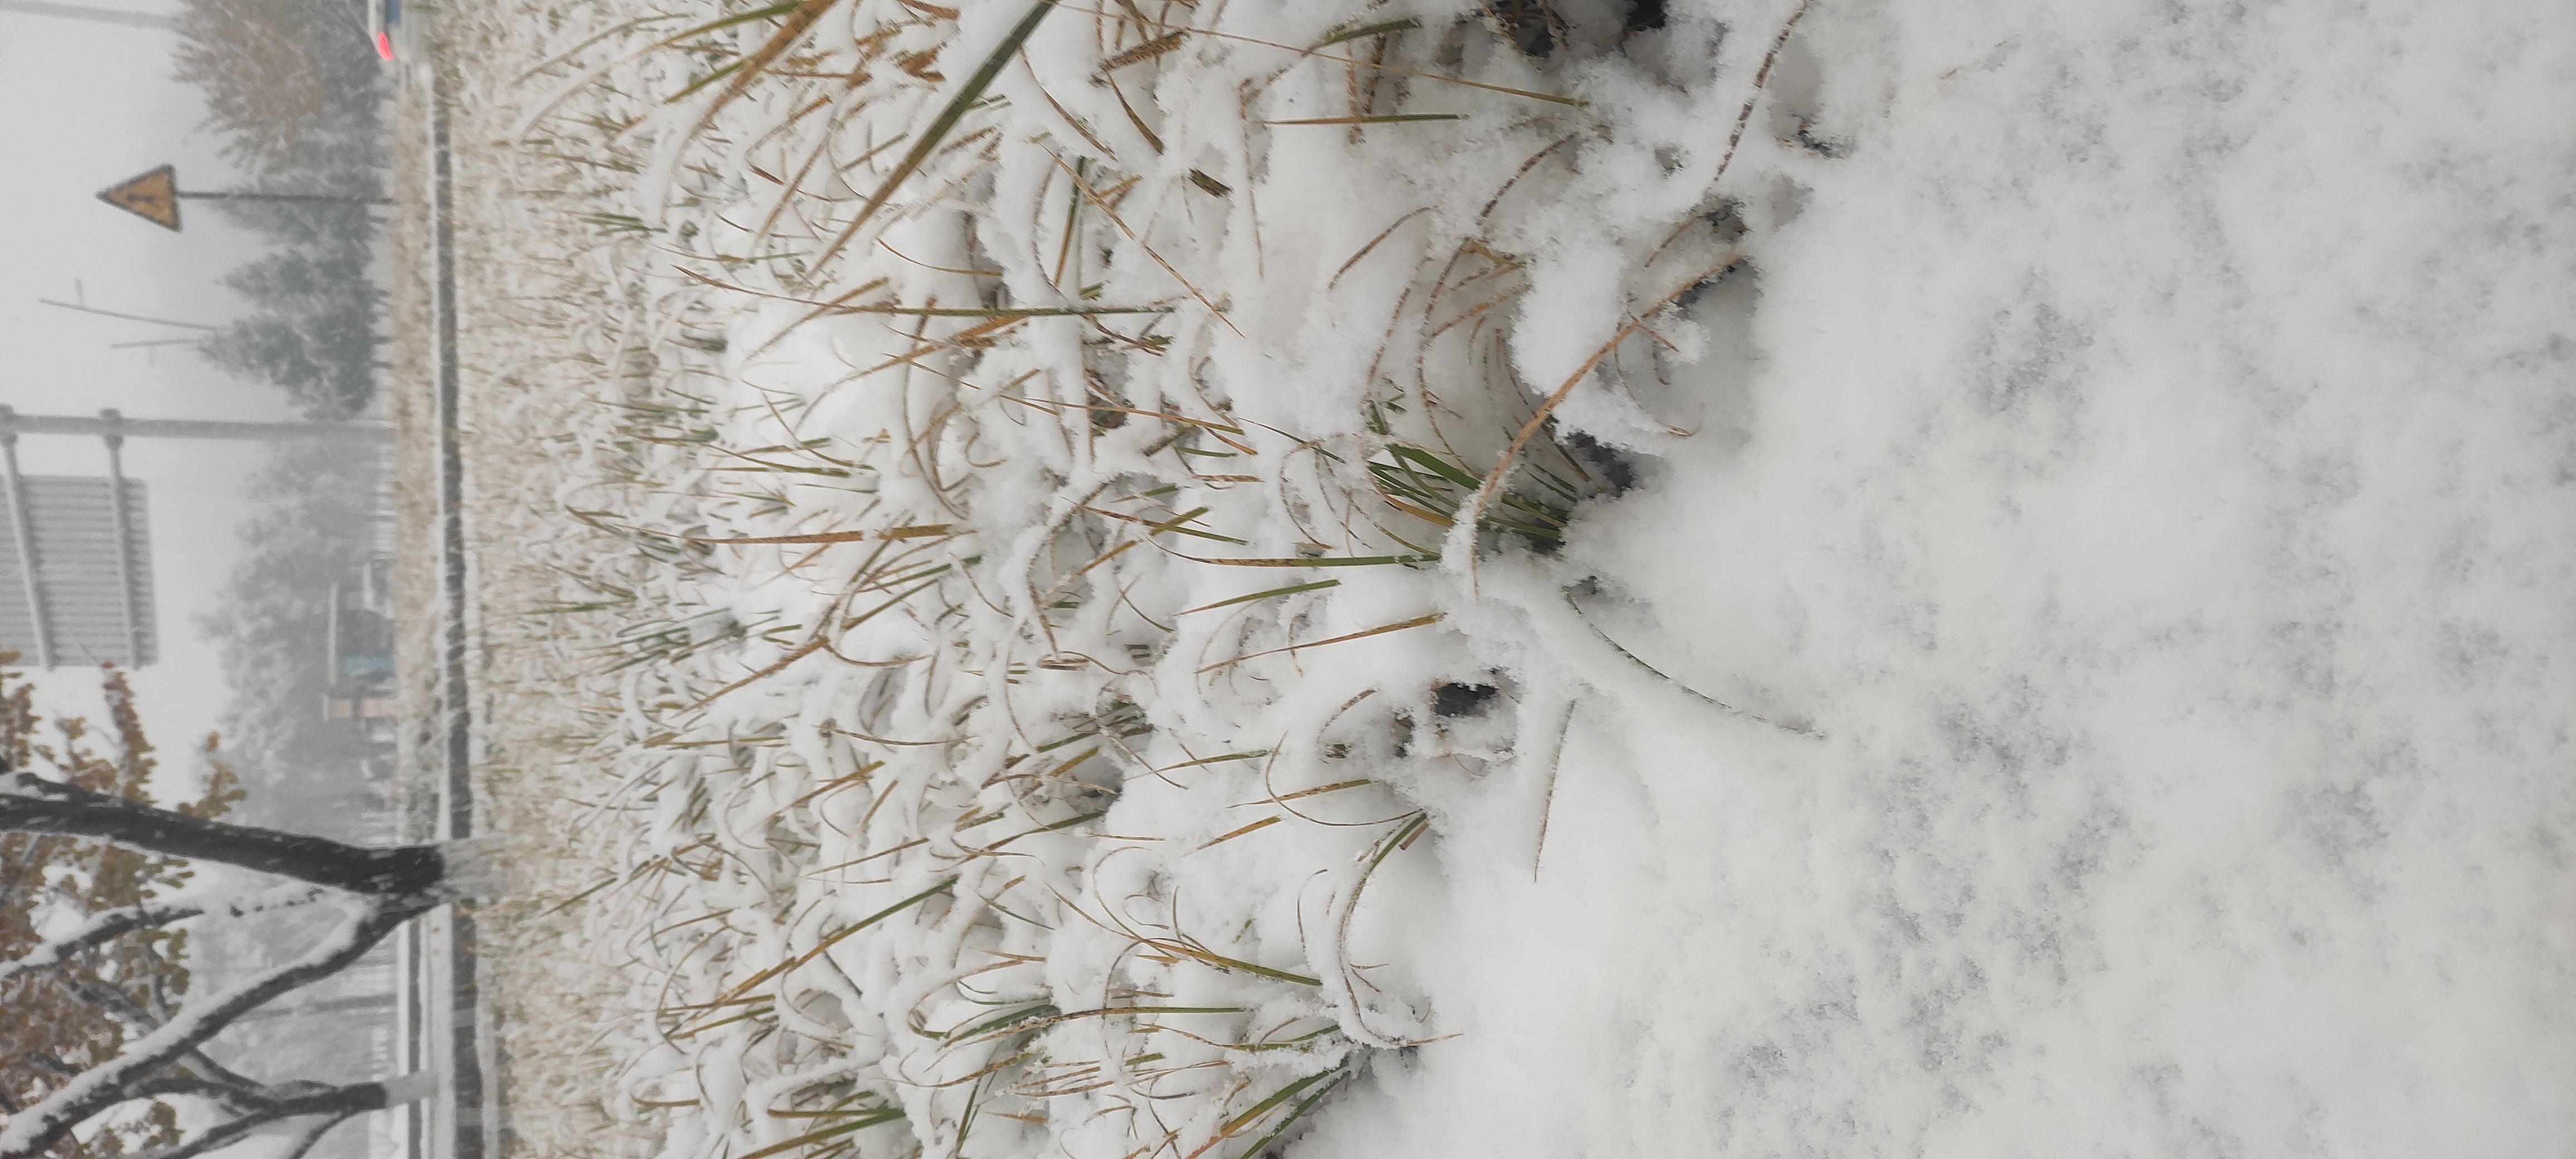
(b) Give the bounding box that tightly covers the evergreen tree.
[217,245,382,419]
[174,0,389,418]
[192,443,384,839]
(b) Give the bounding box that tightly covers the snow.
[447,0,2575,1155]
[1301,2,2576,1153]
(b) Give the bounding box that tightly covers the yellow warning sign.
[97,165,180,231]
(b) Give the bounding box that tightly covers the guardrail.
[392,26,494,1159]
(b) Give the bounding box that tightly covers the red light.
[374,31,394,60]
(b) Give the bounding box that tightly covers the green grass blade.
[1312,17,1421,48]
[1263,113,1465,125]
[815,0,1055,269]
[1178,580,1340,615]
[1177,552,1438,568]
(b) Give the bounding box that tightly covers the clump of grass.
[1366,441,1579,552]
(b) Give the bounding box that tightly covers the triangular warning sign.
[98,165,180,231]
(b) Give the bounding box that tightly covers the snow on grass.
[427,0,2573,1156]
[435,2,1782,1158]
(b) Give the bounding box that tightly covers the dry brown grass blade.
[1105,75,1165,152]
[686,555,948,709]
[1198,613,1444,674]
[1530,698,1575,880]
[1262,114,1463,125]
[505,1,802,140]
[1027,74,1119,161]
[1192,816,1281,850]
[1098,30,1186,74]
[751,106,904,253]
[1077,504,1247,544]
[1046,147,1238,334]
[1001,395,1247,440]
[1168,550,1440,568]
[671,0,844,149]
[1046,1,1586,107]
[1328,207,1430,290]
[1717,0,1816,186]
[685,524,957,544]
[700,877,958,1012]
[1234,778,1372,807]
[856,315,1028,378]
[1463,259,1737,549]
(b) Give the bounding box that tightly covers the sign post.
[96,164,392,232]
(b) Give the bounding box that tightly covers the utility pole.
[0,0,171,30]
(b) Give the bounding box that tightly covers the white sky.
[0,4,310,776]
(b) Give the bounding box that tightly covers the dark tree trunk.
[0,771,443,895]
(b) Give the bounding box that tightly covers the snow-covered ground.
[1310,4,2576,1155]
[440,0,2574,1155]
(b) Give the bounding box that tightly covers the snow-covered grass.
[420,0,2575,1156]
[428,2,1796,1158]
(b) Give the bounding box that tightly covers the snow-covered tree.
[0,667,455,1159]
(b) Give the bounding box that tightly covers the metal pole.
[393,919,420,1159]
[100,411,143,668]
[0,0,171,29]
[0,408,388,443]
[325,581,343,692]
[176,190,393,207]
[0,436,53,669]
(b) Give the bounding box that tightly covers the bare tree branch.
[27,888,374,1106]
[0,897,426,1159]
[60,972,163,1030]
[170,1053,272,1103]
[132,1083,393,1159]
[125,1075,274,1117]
[0,883,329,989]
[48,977,273,1103]
[273,1109,361,1159]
